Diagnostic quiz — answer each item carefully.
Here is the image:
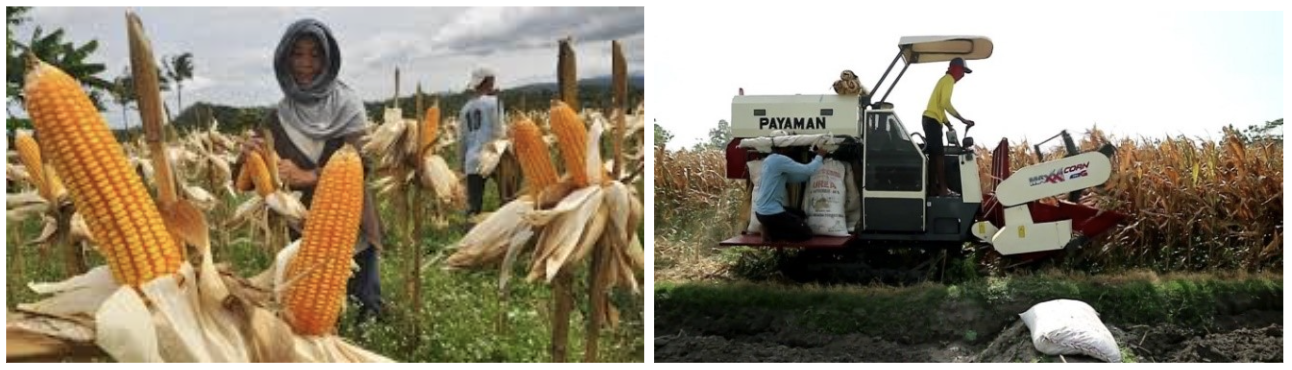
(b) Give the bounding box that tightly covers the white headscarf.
[273,18,366,151]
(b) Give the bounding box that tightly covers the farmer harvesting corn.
[458,66,507,221]
[239,18,386,325]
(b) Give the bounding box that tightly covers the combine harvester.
[720,36,1126,283]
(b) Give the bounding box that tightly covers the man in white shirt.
[459,67,506,219]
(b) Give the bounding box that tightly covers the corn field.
[654,127,1282,273]
[6,14,643,363]
[7,107,646,364]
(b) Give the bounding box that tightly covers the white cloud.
[430,7,644,55]
[181,75,214,93]
[9,6,643,129]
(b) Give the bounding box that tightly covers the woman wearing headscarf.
[243,18,385,324]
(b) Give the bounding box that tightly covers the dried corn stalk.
[612,40,627,109]
[558,36,578,111]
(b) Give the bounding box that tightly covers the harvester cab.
[720,36,1125,274]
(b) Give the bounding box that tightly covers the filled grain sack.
[1019,299,1122,363]
[805,159,849,236]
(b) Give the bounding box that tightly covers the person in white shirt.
[459,67,506,219]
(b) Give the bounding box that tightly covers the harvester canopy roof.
[898,36,993,64]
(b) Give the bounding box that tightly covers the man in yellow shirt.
[922,57,975,197]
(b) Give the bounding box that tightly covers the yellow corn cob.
[235,156,254,192]
[420,104,440,156]
[282,145,365,336]
[22,58,181,287]
[44,165,67,200]
[245,151,275,197]
[511,118,559,197]
[549,101,588,187]
[14,132,51,199]
[260,128,284,188]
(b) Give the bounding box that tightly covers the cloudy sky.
[9,6,644,129]
[652,6,1282,149]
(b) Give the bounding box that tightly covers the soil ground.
[656,309,1282,363]
[654,275,1282,363]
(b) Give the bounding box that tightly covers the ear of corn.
[23,58,181,287]
[282,145,365,336]
[234,150,275,197]
[550,101,588,187]
[14,131,64,201]
[14,131,45,188]
[245,151,275,197]
[44,165,67,201]
[235,157,254,192]
[420,103,440,157]
[511,118,559,197]
[260,128,284,188]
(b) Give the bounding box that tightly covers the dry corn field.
[7,104,646,364]
[6,14,644,363]
[655,127,1282,274]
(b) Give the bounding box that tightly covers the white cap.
[467,67,496,89]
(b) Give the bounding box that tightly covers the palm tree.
[7,6,31,119]
[110,67,136,134]
[109,65,172,138]
[7,7,31,98]
[163,52,193,118]
[7,25,112,110]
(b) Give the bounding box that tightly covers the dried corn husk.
[419,154,462,205]
[476,139,511,176]
[7,191,49,223]
[445,196,536,269]
[445,109,644,294]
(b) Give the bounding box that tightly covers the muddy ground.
[655,310,1282,363]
